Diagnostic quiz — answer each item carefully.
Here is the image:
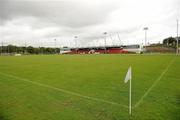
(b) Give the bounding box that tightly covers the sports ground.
[0,54,179,120]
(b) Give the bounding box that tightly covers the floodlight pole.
[41,41,44,54]
[1,41,3,55]
[74,36,78,54]
[54,39,56,54]
[176,19,179,55]
[103,32,107,54]
[143,27,148,52]
[7,42,9,54]
[109,34,114,46]
[117,33,121,46]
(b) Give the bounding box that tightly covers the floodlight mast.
[143,27,148,52]
[25,41,27,54]
[7,42,9,54]
[109,34,114,46]
[176,19,179,55]
[1,41,3,55]
[103,32,107,54]
[54,39,57,54]
[117,33,121,46]
[74,36,78,54]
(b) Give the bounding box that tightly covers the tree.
[163,37,177,47]
[27,46,34,54]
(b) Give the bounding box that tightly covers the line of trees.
[162,37,180,47]
[0,45,60,54]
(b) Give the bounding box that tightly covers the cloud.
[0,0,119,28]
[0,0,179,47]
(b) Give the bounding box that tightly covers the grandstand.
[60,44,143,54]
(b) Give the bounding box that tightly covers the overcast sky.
[0,0,179,47]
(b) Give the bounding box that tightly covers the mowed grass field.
[0,54,179,120]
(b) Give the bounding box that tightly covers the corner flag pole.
[124,66,132,116]
[129,75,132,115]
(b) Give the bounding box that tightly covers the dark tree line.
[162,37,180,47]
[0,45,60,54]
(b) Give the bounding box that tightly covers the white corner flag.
[124,67,132,83]
[124,66,132,115]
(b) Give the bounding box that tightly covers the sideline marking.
[133,58,175,108]
[0,72,128,108]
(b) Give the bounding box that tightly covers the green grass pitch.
[0,54,179,120]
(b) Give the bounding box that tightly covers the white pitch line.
[133,58,175,108]
[0,72,128,108]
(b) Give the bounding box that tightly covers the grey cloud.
[0,0,119,28]
[0,0,178,47]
